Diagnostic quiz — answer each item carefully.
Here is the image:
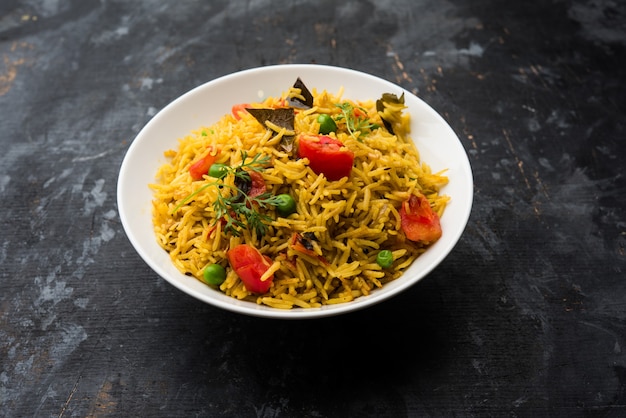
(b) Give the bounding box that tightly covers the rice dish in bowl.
[117,64,473,319]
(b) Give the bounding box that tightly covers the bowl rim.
[117,64,473,319]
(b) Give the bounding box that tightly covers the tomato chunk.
[289,232,329,265]
[189,147,218,180]
[247,171,266,198]
[399,194,442,244]
[232,103,249,120]
[297,134,354,181]
[227,244,274,293]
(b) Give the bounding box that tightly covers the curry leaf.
[246,107,295,152]
[286,77,314,109]
[376,92,405,135]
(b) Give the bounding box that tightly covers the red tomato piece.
[227,244,274,293]
[399,194,442,244]
[352,107,367,119]
[189,147,218,180]
[247,171,266,198]
[289,233,329,265]
[232,103,249,120]
[289,232,317,258]
[297,134,354,181]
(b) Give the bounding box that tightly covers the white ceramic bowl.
[117,64,473,319]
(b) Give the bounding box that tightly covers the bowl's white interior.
[117,64,473,319]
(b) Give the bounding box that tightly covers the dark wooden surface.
[2,1,625,416]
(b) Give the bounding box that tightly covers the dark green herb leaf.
[334,102,380,140]
[172,151,282,237]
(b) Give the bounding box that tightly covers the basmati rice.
[150,84,449,309]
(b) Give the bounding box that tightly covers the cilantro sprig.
[212,185,283,237]
[334,102,380,140]
[171,151,283,237]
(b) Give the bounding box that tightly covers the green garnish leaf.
[171,151,281,237]
[334,102,380,140]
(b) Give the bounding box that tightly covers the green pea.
[275,193,297,217]
[317,114,337,134]
[376,250,394,269]
[209,163,229,179]
[202,264,226,286]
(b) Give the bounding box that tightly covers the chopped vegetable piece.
[275,193,297,217]
[233,167,267,201]
[174,151,279,237]
[232,103,250,120]
[289,232,329,265]
[208,163,229,179]
[399,194,442,244]
[376,250,394,268]
[202,264,226,285]
[227,244,274,293]
[297,134,354,181]
[317,114,337,134]
[335,102,379,139]
[245,170,267,198]
[189,147,218,180]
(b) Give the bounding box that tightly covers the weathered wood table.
[2,1,625,416]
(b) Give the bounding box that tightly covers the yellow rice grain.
[150,84,449,308]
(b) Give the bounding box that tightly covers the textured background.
[1,0,625,416]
